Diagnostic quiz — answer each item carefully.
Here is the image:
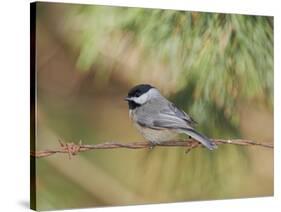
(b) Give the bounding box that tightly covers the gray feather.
[166,103,197,126]
[179,128,217,150]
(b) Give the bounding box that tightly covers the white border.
[0,0,279,211]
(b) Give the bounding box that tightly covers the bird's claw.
[148,141,160,149]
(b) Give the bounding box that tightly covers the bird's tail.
[180,128,217,150]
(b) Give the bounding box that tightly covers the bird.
[124,84,217,150]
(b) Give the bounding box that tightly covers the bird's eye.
[135,91,141,97]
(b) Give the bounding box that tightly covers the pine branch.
[30,139,273,158]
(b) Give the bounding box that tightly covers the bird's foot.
[148,141,160,149]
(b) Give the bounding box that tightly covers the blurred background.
[33,2,273,210]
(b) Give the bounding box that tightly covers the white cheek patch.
[132,92,149,105]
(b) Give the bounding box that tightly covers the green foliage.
[66,6,273,136]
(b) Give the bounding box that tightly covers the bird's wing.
[135,101,193,130]
[161,102,197,126]
[136,113,190,130]
[151,113,193,129]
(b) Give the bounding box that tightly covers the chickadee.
[125,84,217,150]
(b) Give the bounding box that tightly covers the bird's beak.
[124,97,131,101]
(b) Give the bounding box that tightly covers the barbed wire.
[30,138,273,159]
